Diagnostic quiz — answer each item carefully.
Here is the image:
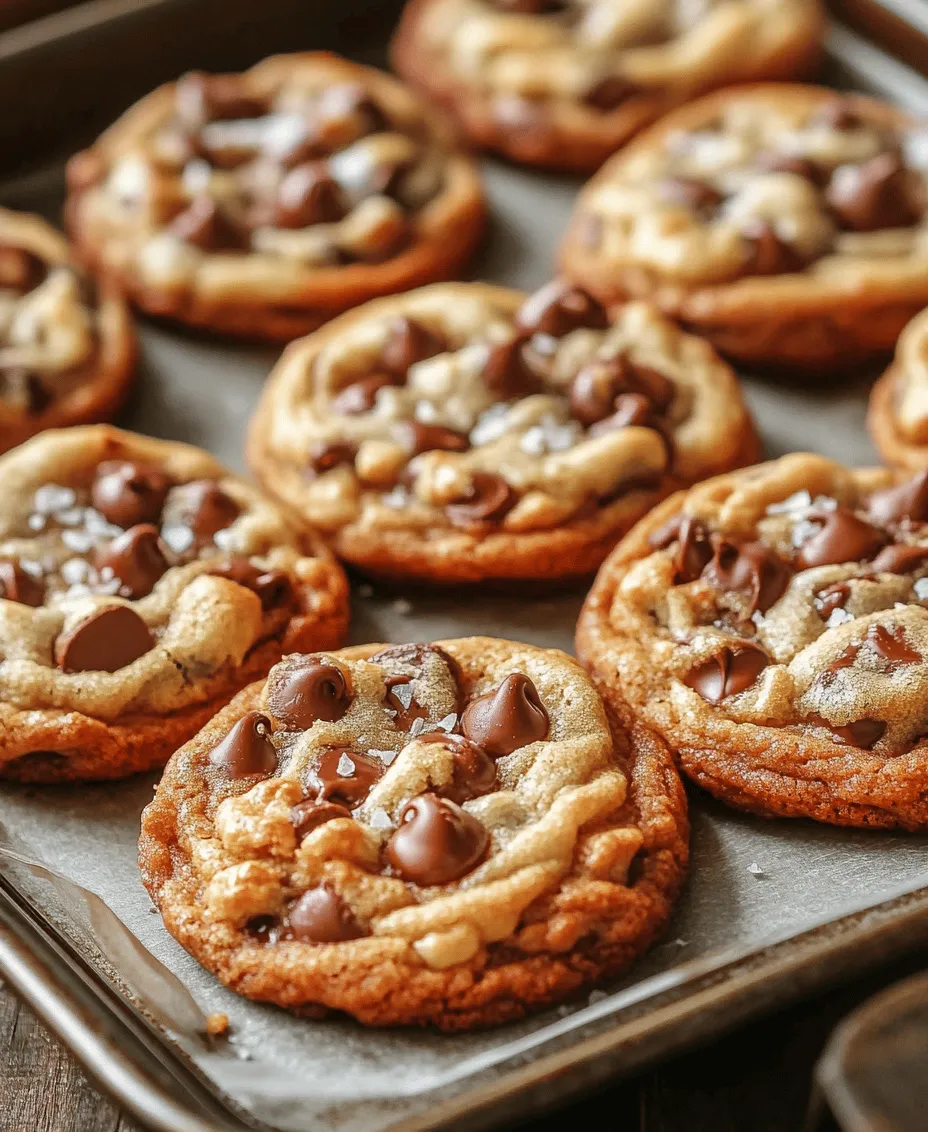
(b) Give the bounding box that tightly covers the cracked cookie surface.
[65,52,486,341]
[869,308,928,470]
[0,425,348,782]
[391,0,822,171]
[139,636,687,1029]
[577,453,928,829]
[560,85,928,369]
[0,208,135,452]
[247,279,759,584]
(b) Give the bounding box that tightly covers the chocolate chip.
[274,162,345,229]
[812,99,862,130]
[398,421,469,455]
[383,675,429,730]
[420,732,498,804]
[169,196,247,251]
[584,76,634,111]
[91,461,171,527]
[267,658,352,730]
[684,645,769,704]
[54,606,154,673]
[209,558,294,611]
[386,793,489,886]
[569,358,628,426]
[380,317,444,375]
[650,514,713,584]
[743,221,804,275]
[208,711,278,778]
[94,524,168,600]
[588,392,659,437]
[658,177,724,215]
[290,799,353,842]
[827,622,920,676]
[330,374,400,415]
[867,472,928,526]
[307,747,383,806]
[285,884,365,943]
[369,642,463,706]
[825,153,921,232]
[0,560,43,607]
[445,473,515,527]
[482,335,537,399]
[795,508,885,569]
[165,480,240,544]
[869,543,928,574]
[754,151,822,182]
[815,581,851,619]
[828,719,886,749]
[702,538,792,614]
[516,280,608,337]
[175,71,266,129]
[0,368,51,415]
[308,440,357,473]
[461,672,548,758]
[0,245,46,292]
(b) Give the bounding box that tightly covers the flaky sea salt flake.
[33,484,76,514]
[410,716,426,738]
[336,753,356,777]
[766,490,811,515]
[747,862,766,878]
[436,713,457,732]
[391,682,414,709]
[370,808,393,830]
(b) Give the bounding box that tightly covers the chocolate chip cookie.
[138,637,688,1028]
[391,0,822,172]
[0,425,348,783]
[560,85,928,370]
[869,307,928,470]
[577,453,928,830]
[0,208,135,452]
[247,280,759,584]
[65,52,486,340]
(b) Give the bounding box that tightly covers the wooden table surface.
[3,954,924,1132]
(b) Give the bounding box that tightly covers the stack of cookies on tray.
[1,0,927,1031]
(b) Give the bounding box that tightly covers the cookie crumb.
[206,1012,229,1037]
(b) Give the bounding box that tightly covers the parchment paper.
[1,50,928,1131]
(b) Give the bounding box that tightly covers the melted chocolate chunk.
[827,622,920,676]
[169,196,247,251]
[869,542,928,575]
[209,558,294,610]
[285,884,365,943]
[684,645,769,704]
[94,524,168,600]
[274,162,346,228]
[867,472,928,526]
[743,221,804,275]
[658,177,724,215]
[0,559,44,607]
[380,317,444,375]
[330,374,401,415]
[584,76,635,111]
[165,480,240,544]
[461,672,549,758]
[398,421,469,455]
[308,440,357,474]
[54,605,154,673]
[267,658,353,729]
[208,711,278,778]
[482,335,537,399]
[420,732,498,804]
[815,581,851,619]
[569,358,628,426]
[813,99,862,130]
[515,280,608,337]
[445,473,515,527]
[175,71,266,129]
[0,245,46,292]
[307,747,383,806]
[650,514,713,584]
[754,151,822,182]
[386,793,489,886]
[825,153,921,232]
[289,799,353,842]
[589,392,657,435]
[828,719,886,749]
[384,675,429,730]
[91,461,171,528]
[795,508,885,569]
[702,538,792,614]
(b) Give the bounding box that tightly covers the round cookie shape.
[138,637,688,1029]
[0,425,349,783]
[65,52,487,341]
[0,208,135,452]
[577,453,928,830]
[247,280,759,584]
[869,308,928,470]
[560,85,928,371]
[390,0,823,172]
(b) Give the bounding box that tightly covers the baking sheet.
[2,23,928,1132]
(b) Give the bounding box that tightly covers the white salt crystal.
[336,753,356,777]
[390,682,414,709]
[161,524,195,554]
[766,490,811,515]
[747,862,766,878]
[61,529,94,554]
[435,713,457,732]
[369,808,393,830]
[33,485,75,514]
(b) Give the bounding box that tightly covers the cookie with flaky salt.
[577,452,928,829]
[138,637,687,1029]
[0,425,348,783]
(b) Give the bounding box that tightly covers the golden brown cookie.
[560,85,928,370]
[0,208,135,452]
[65,53,486,341]
[0,425,348,783]
[869,308,928,470]
[138,637,688,1029]
[391,0,823,172]
[577,453,928,830]
[247,279,760,584]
